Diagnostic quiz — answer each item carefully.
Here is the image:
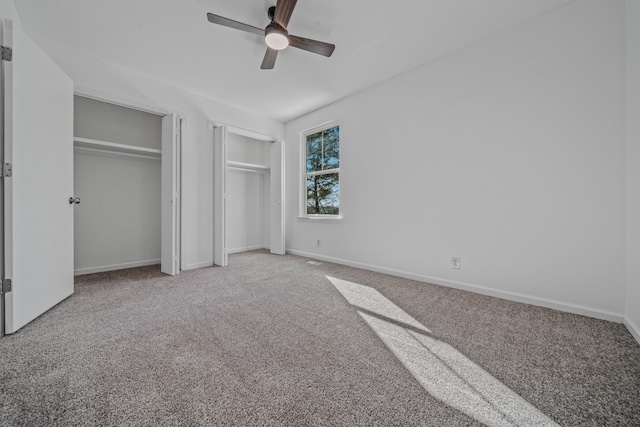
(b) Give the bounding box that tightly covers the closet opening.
[213,125,285,267]
[73,96,182,276]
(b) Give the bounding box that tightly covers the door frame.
[73,88,186,274]
[0,18,8,336]
[211,120,285,266]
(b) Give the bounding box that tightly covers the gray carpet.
[1,250,639,426]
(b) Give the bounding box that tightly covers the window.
[303,122,340,216]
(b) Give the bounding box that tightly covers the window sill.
[297,215,343,223]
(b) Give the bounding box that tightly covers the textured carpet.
[1,250,639,426]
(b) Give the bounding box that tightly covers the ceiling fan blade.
[274,0,298,28]
[288,35,335,57]
[207,13,264,37]
[261,48,278,69]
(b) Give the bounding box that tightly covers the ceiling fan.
[206,0,336,69]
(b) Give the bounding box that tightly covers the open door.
[213,125,228,267]
[270,140,285,255]
[161,113,180,275]
[2,18,74,334]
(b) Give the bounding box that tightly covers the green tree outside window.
[304,125,339,215]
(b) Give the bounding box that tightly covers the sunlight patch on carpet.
[327,276,431,334]
[327,276,558,427]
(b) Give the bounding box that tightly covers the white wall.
[74,150,161,274]
[625,0,640,342]
[285,0,627,320]
[74,96,162,150]
[226,170,270,253]
[35,43,284,271]
[227,133,272,167]
[226,133,271,254]
[0,0,18,21]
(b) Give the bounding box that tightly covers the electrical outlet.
[316,240,321,248]
[451,257,461,269]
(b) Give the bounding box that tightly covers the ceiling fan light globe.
[265,32,289,50]
[264,23,289,50]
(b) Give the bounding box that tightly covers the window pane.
[322,126,340,170]
[306,173,339,215]
[306,131,323,173]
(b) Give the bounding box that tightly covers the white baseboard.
[226,245,269,254]
[286,249,624,323]
[623,316,640,346]
[183,261,214,271]
[75,259,160,275]
[183,248,269,270]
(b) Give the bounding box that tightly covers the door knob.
[69,197,81,205]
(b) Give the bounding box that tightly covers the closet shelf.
[227,160,270,173]
[74,137,161,159]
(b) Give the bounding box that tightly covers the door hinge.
[1,279,12,294]
[2,162,12,178]
[1,46,12,62]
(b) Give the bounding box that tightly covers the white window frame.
[299,120,342,221]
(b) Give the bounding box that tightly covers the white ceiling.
[15,0,573,123]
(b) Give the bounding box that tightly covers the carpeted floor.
[1,250,639,426]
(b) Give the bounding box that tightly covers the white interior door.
[2,18,74,334]
[161,113,180,275]
[270,140,285,255]
[213,125,227,267]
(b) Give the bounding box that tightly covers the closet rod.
[74,137,162,157]
[227,160,270,173]
[74,145,160,161]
